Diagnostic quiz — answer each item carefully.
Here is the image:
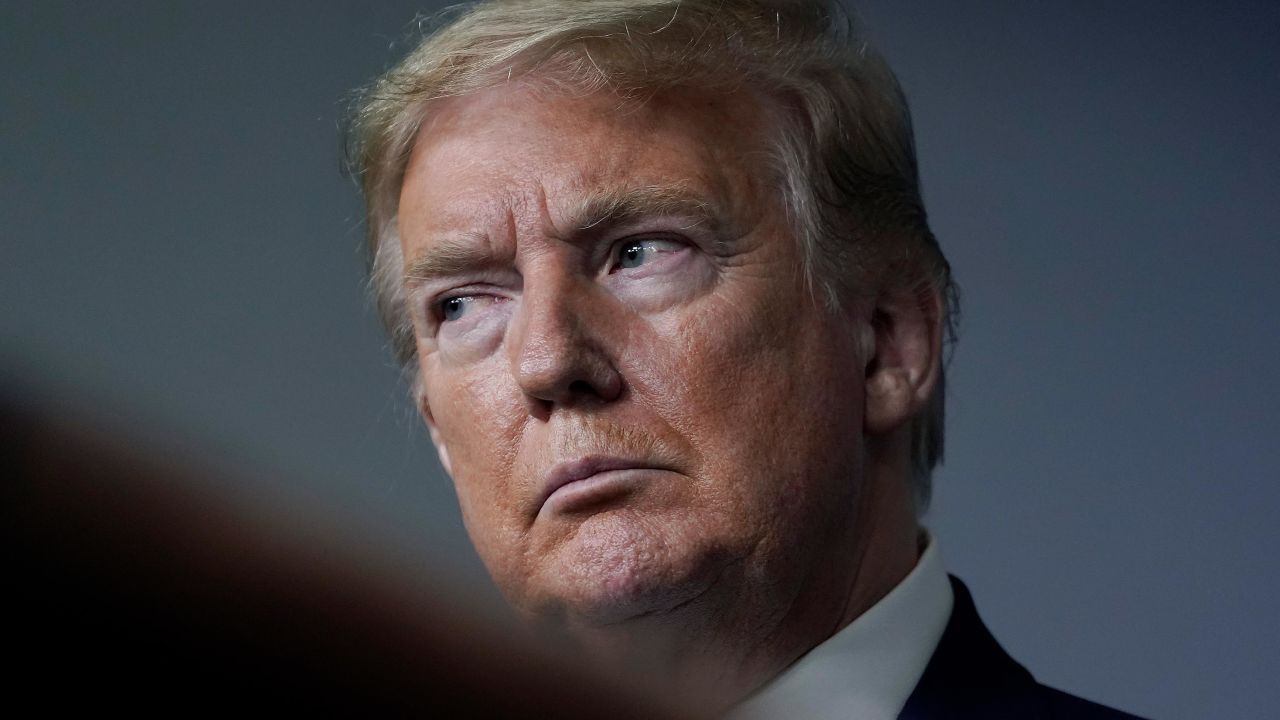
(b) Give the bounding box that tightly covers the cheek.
[421,358,524,537]
[641,285,862,505]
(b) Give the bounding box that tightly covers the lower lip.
[541,468,659,516]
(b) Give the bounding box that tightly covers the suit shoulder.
[1038,684,1149,720]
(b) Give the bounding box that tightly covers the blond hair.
[344,0,957,512]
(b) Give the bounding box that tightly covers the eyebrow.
[567,184,723,236]
[402,184,729,291]
[403,231,499,292]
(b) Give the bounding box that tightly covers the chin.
[524,509,733,627]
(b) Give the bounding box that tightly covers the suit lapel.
[898,576,1041,719]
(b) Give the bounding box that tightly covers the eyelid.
[625,236,684,248]
[412,266,520,310]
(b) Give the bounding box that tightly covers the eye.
[439,295,473,322]
[613,238,684,272]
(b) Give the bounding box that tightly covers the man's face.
[398,84,870,628]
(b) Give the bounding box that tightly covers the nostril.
[528,396,553,421]
[567,380,594,396]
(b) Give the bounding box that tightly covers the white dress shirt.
[733,533,954,720]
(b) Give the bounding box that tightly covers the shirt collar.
[733,531,954,720]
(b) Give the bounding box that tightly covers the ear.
[417,387,453,477]
[863,284,944,435]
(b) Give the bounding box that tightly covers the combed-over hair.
[344,0,957,512]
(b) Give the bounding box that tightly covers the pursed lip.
[538,455,657,513]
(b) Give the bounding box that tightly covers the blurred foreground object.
[4,381,685,717]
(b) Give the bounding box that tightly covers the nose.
[509,274,623,412]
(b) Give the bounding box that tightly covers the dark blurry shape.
[3,380,686,718]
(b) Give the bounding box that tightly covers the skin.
[397,83,941,710]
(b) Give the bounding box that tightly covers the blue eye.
[616,239,677,270]
[618,241,651,269]
[440,296,470,322]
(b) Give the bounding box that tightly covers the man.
[346,1,1143,717]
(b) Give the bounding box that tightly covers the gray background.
[4,2,1277,717]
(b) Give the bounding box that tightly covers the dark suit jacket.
[899,577,1147,719]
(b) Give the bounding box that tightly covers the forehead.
[398,82,774,240]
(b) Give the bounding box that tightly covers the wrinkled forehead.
[397,82,779,242]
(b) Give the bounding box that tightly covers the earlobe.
[418,389,453,477]
[429,424,453,477]
[863,287,943,435]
